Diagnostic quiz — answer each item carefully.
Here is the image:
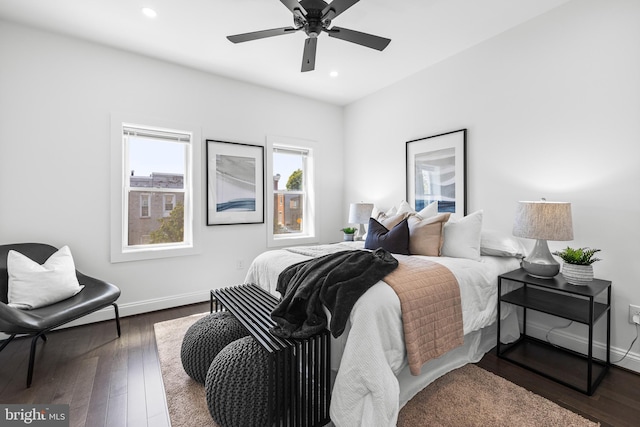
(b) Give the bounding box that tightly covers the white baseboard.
[0,290,211,340]
[65,289,211,327]
[527,319,640,374]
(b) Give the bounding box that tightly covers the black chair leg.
[112,303,121,337]
[27,333,45,388]
[0,334,17,353]
[16,302,121,388]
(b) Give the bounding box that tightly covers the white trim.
[110,112,202,262]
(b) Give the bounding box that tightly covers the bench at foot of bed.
[209,284,331,427]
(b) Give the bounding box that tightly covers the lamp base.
[355,223,366,241]
[521,239,560,279]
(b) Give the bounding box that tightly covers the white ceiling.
[0,0,570,105]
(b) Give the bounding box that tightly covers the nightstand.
[497,268,611,395]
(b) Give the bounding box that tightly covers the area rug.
[154,314,599,427]
[154,313,216,427]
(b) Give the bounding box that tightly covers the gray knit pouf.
[205,336,274,427]
[180,311,249,384]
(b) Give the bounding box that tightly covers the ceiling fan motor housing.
[299,0,330,13]
[298,0,331,38]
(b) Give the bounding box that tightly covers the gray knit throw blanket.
[271,248,398,339]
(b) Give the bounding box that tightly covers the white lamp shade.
[348,203,374,224]
[513,201,574,241]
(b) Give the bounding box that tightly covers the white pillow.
[480,230,525,258]
[417,201,438,218]
[7,245,84,310]
[441,210,483,261]
[397,200,438,218]
[396,200,415,215]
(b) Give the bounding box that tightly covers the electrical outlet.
[630,304,640,324]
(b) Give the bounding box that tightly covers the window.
[125,127,188,248]
[267,136,317,247]
[110,114,202,262]
[163,194,176,217]
[140,194,151,218]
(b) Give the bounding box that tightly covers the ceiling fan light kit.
[227,0,391,72]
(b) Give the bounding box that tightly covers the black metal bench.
[210,284,331,427]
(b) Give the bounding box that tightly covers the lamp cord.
[546,321,639,364]
[612,323,639,364]
[545,321,574,349]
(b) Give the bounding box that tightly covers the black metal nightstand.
[497,268,611,395]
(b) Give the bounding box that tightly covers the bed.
[245,211,524,426]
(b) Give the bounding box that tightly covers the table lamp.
[348,202,374,241]
[512,200,574,278]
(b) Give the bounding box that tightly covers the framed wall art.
[206,139,264,225]
[406,129,467,218]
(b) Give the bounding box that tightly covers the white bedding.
[244,241,521,426]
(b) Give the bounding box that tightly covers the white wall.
[2,0,638,373]
[0,21,344,318]
[344,0,640,371]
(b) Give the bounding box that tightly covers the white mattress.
[245,242,521,426]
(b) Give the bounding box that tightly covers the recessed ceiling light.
[329,71,339,78]
[142,7,157,18]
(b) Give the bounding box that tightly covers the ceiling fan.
[227,0,391,72]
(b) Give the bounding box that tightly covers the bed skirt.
[323,308,520,427]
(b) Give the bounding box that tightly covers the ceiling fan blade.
[280,0,307,20]
[227,27,298,43]
[326,26,391,51]
[322,0,359,20]
[301,37,318,72]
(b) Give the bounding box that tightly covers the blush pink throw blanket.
[383,255,464,375]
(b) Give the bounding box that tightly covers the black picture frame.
[206,139,264,225]
[406,129,467,217]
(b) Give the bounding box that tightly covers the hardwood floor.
[478,351,640,427]
[1,302,639,427]
[0,302,209,427]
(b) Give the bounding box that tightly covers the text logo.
[1,405,69,426]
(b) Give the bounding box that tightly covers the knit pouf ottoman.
[180,311,249,384]
[205,336,276,427]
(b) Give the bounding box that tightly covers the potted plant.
[552,247,602,285]
[340,227,357,241]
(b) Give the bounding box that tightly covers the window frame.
[266,135,318,248]
[110,113,202,263]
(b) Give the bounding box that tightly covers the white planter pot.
[561,263,593,286]
[343,233,354,242]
